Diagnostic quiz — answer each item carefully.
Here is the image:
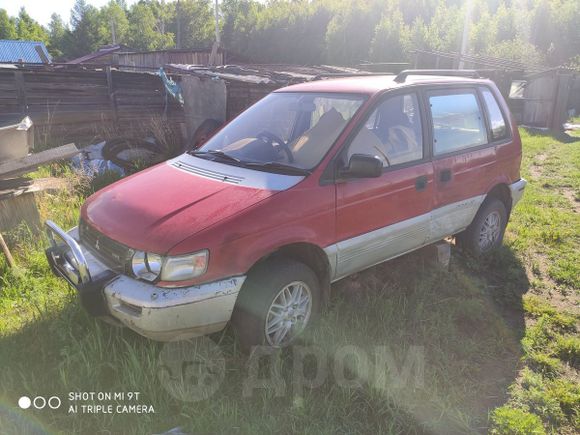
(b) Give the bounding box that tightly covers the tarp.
[159,67,184,106]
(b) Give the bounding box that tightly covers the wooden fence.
[0,65,184,147]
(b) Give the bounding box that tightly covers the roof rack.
[394,69,480,83]
[312,72,392,81]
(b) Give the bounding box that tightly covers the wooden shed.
[521,69,579,130]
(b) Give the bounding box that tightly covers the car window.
[198,92,365,171]
[481,88,509,141]
[347,93,423,167]
[311,97,362,126]
[428,91,487,155]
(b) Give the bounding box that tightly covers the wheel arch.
[485,183,512,216]
[246,242,332,304]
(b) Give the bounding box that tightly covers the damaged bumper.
[45,220,246,341]
[509,178,527,208]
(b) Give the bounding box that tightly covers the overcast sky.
[0,0,140,26]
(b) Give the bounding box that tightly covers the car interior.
[347,95,423,167]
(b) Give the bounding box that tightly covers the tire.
[231,258,321,351]
[457,198,508,256]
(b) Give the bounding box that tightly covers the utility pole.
[209,0,221,65]
[110,18,117,44]
[214,0,220,46]
[458,0,472,69]
[176,0,182,49]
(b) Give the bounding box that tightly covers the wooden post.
[0,233,15,268]
[550,73,572,133]
[14,71,27,115]
[106,66,119,123]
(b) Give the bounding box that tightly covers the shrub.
[554,336,580,368]
[490,406,546,435]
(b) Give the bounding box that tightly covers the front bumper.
[509,178,527,208]
[45,220,246,341]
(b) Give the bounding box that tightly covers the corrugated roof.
[0,40,52,64]
[66,44,130,64]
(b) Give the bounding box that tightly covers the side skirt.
[325,194,485,282]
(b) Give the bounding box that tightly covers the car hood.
[81,159,283,253]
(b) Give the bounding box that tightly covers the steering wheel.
[257,131,294,163]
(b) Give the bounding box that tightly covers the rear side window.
[347,93,423,167]
[481,88,509,140]
[428,92,487,155]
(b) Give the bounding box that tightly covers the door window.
[347,94,423,167]
[481,88,509,141]
[428,92,487,155]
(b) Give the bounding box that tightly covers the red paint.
[336,161,434,242]
[81,163,275,254]
[82,77,522,287]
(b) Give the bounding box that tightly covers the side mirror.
[341,154,383,179]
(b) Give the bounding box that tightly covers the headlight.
[161,250,209,282]
[132,251,163,282]
[131,250,208,282]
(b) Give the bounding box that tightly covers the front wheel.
[231,259,321,350]
[457,198,508,256]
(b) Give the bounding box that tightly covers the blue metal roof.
[0,40,52,64]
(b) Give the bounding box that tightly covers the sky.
[0,0,139,26]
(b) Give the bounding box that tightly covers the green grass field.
[0,129,578,434]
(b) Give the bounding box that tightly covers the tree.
[127,2,174,50]
[370,9,410,62]
[221,0,262,57]
[425,1,463,52]
[0,9,17,39]
[47,14,68,59]
[15,8,49,43]
[487,39,546,66]
[2,0,577,68]
[169,0,214,49]
[408,16,430,52]
[99,0,129,45]
[66,0,106,57]
[325,1,380,65]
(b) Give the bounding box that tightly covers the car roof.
[276,74,489,96]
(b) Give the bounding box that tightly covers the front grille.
[79,219,134,273]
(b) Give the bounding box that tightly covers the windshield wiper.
[244,161,311,176]
[190,150,242,164]
[190,151,309,175]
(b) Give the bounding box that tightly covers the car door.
[332,92,434,280]
[426,87,496,241]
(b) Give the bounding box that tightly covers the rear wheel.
[457,198,508,256]
[231,259,321,350]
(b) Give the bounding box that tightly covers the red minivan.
[46,71,526,348]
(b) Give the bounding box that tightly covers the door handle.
[415,175,428,191]
[439,169,452,182]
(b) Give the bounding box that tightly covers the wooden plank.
[0,143,78,178]
[0,232,15,267]
[0,177,68,196]
[0,191,40,235]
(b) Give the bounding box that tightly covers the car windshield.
[194,92,366,173]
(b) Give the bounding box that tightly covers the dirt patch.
[529,153,546,179]
[561,187,580,213]
[525,252,580,315]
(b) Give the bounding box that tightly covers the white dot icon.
[18,396,31,409]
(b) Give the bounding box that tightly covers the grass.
[0,129,578,434]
